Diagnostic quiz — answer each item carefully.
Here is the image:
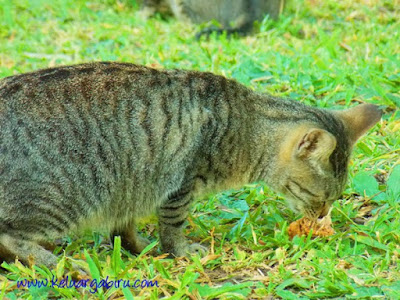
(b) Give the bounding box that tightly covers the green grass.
[0,0,399,298]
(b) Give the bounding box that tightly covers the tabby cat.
[0,62,381,267]
[141,0,285,36]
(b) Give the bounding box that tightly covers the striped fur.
[0,62,381,266]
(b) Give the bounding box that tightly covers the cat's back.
[0,62,156,111]
[0,62,217,160]
[0,62,232,116]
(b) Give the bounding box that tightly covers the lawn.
[0,0,399,298]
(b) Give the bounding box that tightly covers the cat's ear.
[334,104,382,144]
[295,128,337,162]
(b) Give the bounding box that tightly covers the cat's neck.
[195,87,270,191]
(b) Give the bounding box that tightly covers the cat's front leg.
[158,187,207,257]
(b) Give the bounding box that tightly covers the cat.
[140,0,285,37]
[0,62,381,267]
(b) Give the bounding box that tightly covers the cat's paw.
[165,242,207,258]
[117,233,152,255]
[138,7,156,20]
[135,236,152,253]
[70,262,88,277]
[186,243,208,257]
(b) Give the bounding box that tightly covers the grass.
[0,0,399,298]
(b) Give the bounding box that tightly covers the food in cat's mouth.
[288,214,335,239]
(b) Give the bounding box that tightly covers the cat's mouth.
[318,202,332,218]
[289,200,332,219]
[282,186,332,218]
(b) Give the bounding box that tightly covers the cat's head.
[275,104,382,218]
